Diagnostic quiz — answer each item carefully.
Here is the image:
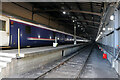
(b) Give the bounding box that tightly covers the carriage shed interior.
[1,1,120,80]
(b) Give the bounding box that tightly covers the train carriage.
[0,15,88,48]
[0,15,9,47]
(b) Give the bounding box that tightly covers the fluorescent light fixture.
[110,15,114,20]
[63,11,66,14]
[103,28,105,31]
[108,28,113,31]
[76,39,89,42]
[95,34,101,41]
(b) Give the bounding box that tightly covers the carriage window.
[0,20,6,31]
[25,26,31,34]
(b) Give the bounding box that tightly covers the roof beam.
[58,23,98,29]
[90,2,94,26]
[34,9,102,16]
[86,25,99,29]
[56,18,100,24]
[78,20,100,24]
[75,3,89,26]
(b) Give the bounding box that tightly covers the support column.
[114,9,119,56]
[113,8,119,73]
[74,25,76,45]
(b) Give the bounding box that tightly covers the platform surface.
[0,44,83,55]
[80,45,118,78]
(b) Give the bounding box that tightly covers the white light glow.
[38,35,40,38]
[108,28,113,31]
[76,39,89,42]
[50,36,52,39]
[73,20,75,22]
[110,15,114,20]
[103,28,105,31]
[95,34,101,41]
[63,11,66,14]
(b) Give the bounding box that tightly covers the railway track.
[34,44,94,79]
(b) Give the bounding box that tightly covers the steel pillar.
[114,9,119,56]
[74,25,76,45]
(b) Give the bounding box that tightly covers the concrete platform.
[80,45,118,78]
[0,43,86,79]
[0,44,84,58]
[9,45,92,78]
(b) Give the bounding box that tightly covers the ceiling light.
[108,28,113,31]
[110,15,114,20]
[73,20,75,22]
[103,28,105,31]
[95,34,101,41]
[63,11,66,14]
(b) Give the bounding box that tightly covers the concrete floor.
[80,45,118,78]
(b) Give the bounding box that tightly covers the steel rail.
[35,44,93,80]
